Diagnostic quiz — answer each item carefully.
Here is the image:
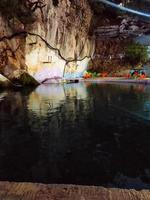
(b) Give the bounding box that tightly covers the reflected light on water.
[28,83,87,117]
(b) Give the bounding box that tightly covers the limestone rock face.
[0,15,27,82]
[0,0,95,84]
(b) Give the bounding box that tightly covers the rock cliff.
[0,0,95,85]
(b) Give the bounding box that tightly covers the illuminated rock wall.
[25,0,95,82]
[0,0,95,84]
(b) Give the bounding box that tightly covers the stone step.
[0,182,150,200]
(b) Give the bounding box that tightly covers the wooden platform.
[0,182,150,200]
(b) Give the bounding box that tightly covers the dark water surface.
[1,82,150,189]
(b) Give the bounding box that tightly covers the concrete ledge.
[0,182,150,200]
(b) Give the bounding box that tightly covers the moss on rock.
[11,72,39,87]
[20,72,39,86]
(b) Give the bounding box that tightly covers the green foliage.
[20,72,39,86]
[125,43,149,66]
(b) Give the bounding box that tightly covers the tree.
[125,43,149,67]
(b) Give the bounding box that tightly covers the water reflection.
[0,83,150,189]
[0,92,7,102]
[28,83,87,117]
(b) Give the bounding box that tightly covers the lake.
[0,82,150,189]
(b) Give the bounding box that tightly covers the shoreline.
[81,77,150,84]
[1,77,150,88]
